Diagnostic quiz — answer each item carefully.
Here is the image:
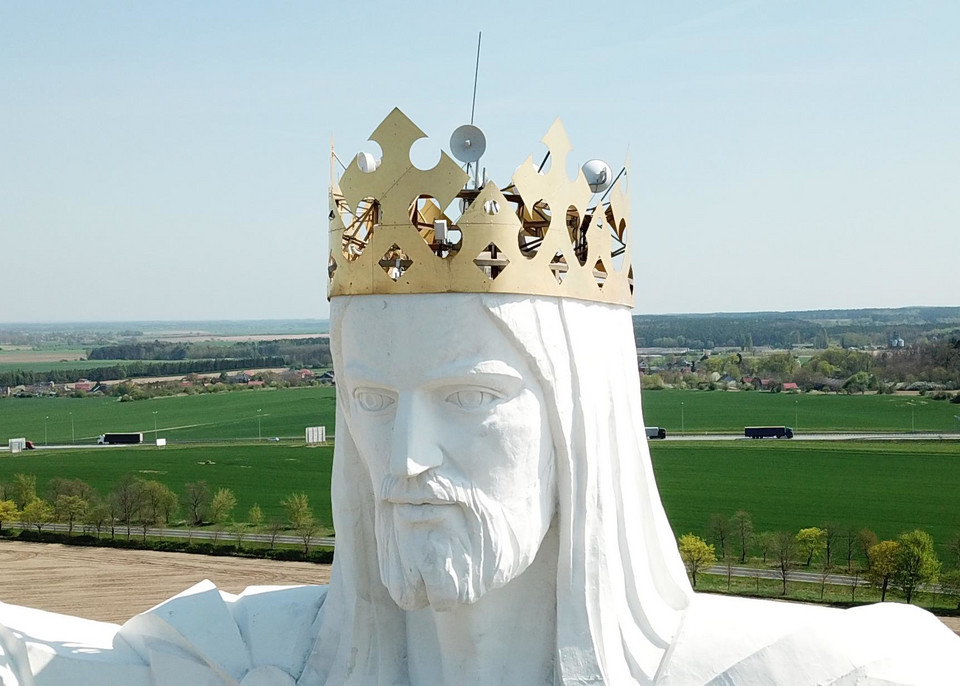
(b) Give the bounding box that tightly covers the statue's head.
[310,109,691,684]
[337,294,556,611]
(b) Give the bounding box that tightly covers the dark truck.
[645,427,667,440]
[744,426,794,439]
[97,432,144,445]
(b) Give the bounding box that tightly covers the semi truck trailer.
[744,426,794,439]
[97,432,144,445]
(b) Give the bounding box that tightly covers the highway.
[663,432,960,442]
[3,431,959,453]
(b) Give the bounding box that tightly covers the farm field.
[2,439,958,564]
[649,440,960,562]
[0,358,147,373]
[0,443,334,528]
[640,389,960,434]
[0,348,88,366]
[0,387,337,444]
[3,387,960,447]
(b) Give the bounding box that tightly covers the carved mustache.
[379,473,469,506]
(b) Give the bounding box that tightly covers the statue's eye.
[355,390,395,412]
[446,389,498,410]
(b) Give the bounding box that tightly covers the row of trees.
[631,307,960,352]
[0,357,287,388]
[677,510,959,606]
[0,474,324,554]
[88,337,332,367]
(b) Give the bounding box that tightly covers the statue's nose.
[389,392,444,477]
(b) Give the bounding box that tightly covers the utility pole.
[69,411,75,444]
[257,409,262,441]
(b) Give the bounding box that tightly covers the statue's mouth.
[389,502,457,525]
[385,494,451,505]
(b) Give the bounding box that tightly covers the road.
[23,522,337,549]
[19,525,946,595]
[660,432,960,442]
[707,563,861,586]
[4,432,959,453]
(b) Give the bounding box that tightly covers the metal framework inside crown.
[328,108,634,307]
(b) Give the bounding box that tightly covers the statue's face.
[339,295,556,611]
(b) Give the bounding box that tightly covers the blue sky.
[1,1,957,322]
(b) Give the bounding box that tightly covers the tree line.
[88,338,332,367]
[0,357,287,388]
[632,306,960,351]
[677,510,960,607]
[0,473,324,555]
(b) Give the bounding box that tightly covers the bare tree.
[819,558,832,600]
[709,513,729,560]
[774,531,796,596]
[843,526,859,571]
[730,510,753,564]
[181,481,211,526]
[823,522,842,568]
[266,518,284,549]
[110,476,143,540]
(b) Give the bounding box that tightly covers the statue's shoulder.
[659,593,960,685]
[0,581,329,686]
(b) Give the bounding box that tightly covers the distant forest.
[88,339,330,366]
[632,306,960,350]
[0,338,331,388]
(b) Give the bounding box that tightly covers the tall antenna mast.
[470,32,482,125]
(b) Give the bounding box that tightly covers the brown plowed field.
[0,541,330,623]
[0,541,956,637]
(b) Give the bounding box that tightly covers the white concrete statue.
[0,294,958,686]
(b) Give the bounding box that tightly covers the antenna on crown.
[450,32,486,192]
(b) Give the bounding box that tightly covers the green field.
[641,389,960,434]
[649,441,960,561]
[0,388,337,444]
[0,359,148,373]
[0,443,334,530]
[2,438,958,565]
[3,387,959,447]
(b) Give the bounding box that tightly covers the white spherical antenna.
[356,152,380,173]
[450,124,486,164]
[582,159,613,193]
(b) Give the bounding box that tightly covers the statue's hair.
[302,294,692,685]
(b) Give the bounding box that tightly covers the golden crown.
[328,108,633,307]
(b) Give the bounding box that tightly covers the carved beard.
[375,472,533,613]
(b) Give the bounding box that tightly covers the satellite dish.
[582,159,612,193]
[356,152,380,173]
[450,124,486,163]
